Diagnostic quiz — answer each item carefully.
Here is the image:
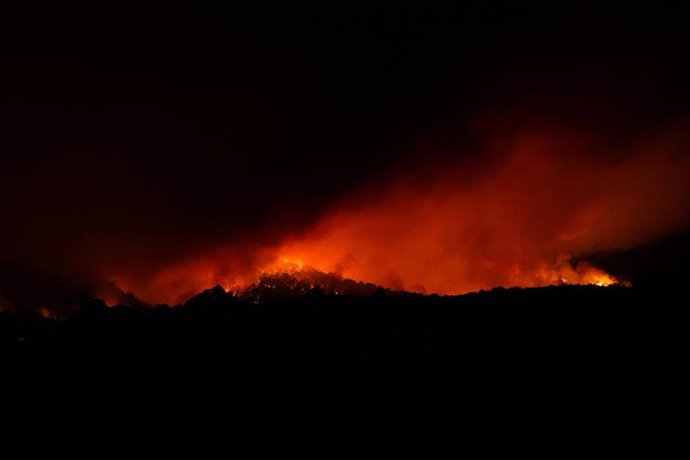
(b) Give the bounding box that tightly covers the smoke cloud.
[104,124,690,303]
[3,2,690,311]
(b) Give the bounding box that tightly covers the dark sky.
[2,1,690,310]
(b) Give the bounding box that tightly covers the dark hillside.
[3,284,684,453]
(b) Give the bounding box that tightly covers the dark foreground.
[3,285,686,454]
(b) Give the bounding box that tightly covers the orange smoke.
[262,133,689,294]
[109,131,690,303]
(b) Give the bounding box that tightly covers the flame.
[108,132,688,303]
[39,306,57,319]
[250,135,685,295]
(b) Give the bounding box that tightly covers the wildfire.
[105,132,687,304]
[256,252,625,294]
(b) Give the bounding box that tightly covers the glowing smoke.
[109,129,690,303]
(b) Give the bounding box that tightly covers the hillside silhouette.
[4,280,685,451]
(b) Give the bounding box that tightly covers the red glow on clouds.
[109,132,690,304]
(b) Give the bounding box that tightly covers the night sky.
[2,2,690,312]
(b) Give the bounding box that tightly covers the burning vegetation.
[99,130,688,306]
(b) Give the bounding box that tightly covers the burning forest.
[1,2,690,314]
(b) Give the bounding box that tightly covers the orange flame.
[109,132,689,303]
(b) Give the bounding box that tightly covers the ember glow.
[4,3,690,313]
[259,135,686,295]
[107,131,689,304]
